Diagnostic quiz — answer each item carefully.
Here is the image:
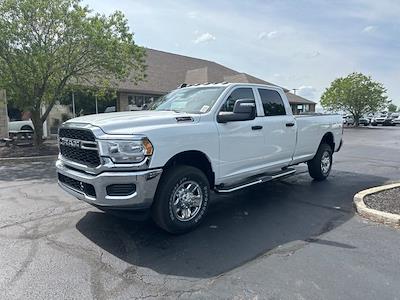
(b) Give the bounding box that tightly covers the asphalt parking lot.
[1,127,400,299]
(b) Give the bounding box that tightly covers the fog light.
[106,184,136,196]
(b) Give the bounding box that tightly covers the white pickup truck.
[56,83,343,233]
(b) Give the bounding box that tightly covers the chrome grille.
[58,128,100,167]
[58,127,96,141]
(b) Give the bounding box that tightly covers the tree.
[320,72,388,126]
[388,103,397,113]
[0,0,146,146]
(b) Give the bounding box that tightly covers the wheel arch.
[320,132,335,151]
[163,150,215,188]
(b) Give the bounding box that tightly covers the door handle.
[252,125,263,130]
[285,122,295,127]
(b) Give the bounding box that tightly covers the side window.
[220,88,255,112]
[258,89,286,116]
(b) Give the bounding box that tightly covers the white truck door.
[216,87,266,183]
[255,88,296,169]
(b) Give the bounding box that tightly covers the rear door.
[255,88,296,169]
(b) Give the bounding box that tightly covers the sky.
[83,0,400,107]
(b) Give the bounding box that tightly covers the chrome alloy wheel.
[172,181,203,222]
[321,151,331,175]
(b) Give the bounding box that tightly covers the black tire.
[151,165,210,234]
[307,143,333,181]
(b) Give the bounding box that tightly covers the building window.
[128,94,160,110]
[297,104,304,114]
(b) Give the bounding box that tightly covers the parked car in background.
[358,116,370,126]
[382,118,394,126]
[8,119,34,132]
[393,115,400,126]
[389,113,399,120]
[367,113,374,123]
[371,113,393,126]
[343,115,354,126]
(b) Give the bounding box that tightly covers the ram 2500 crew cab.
[56,83,343,233]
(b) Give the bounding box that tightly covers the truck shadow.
[76,170,386,278]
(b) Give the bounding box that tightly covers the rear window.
[258,89,286,116]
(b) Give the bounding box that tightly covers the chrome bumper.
[56,160,162,209]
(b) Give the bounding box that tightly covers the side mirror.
[217,99,256,123]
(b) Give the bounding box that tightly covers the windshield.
[150,86,226,114]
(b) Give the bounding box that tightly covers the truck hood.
[64,110,201,135]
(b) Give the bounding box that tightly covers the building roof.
[286,92,316,104]
[118,48,315,105]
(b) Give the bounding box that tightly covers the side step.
[215,168,296,193]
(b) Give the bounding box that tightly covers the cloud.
[362,25,377,33]
[82,0,400,107]
[258,30,278,40]
[296,86,318,100]
[293,50,321,59]
[187,11,198,19]
[258,32,267,40]
[193,32,216,44]
[307,51,321,58]
[267,31,278,39]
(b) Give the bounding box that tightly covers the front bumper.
[56,160,162,209]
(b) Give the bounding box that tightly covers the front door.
[216,87,265,184]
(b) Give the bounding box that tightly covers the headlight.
[98,137,153,163]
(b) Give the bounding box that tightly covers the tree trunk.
[354,115,360,127]
[31,109,44,147]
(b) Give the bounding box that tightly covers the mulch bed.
[0,142,58,158]
[364,187,400,215]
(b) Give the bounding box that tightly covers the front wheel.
[151,165,210,234]
[307,143,333,181]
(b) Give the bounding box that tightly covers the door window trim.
[255,87,290,117]
[214,86,263,121]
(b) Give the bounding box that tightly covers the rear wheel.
[151,165,210,234]
[307,143,333,181]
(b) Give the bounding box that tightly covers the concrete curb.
[0,155,57,162]
[354,183,400,227]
